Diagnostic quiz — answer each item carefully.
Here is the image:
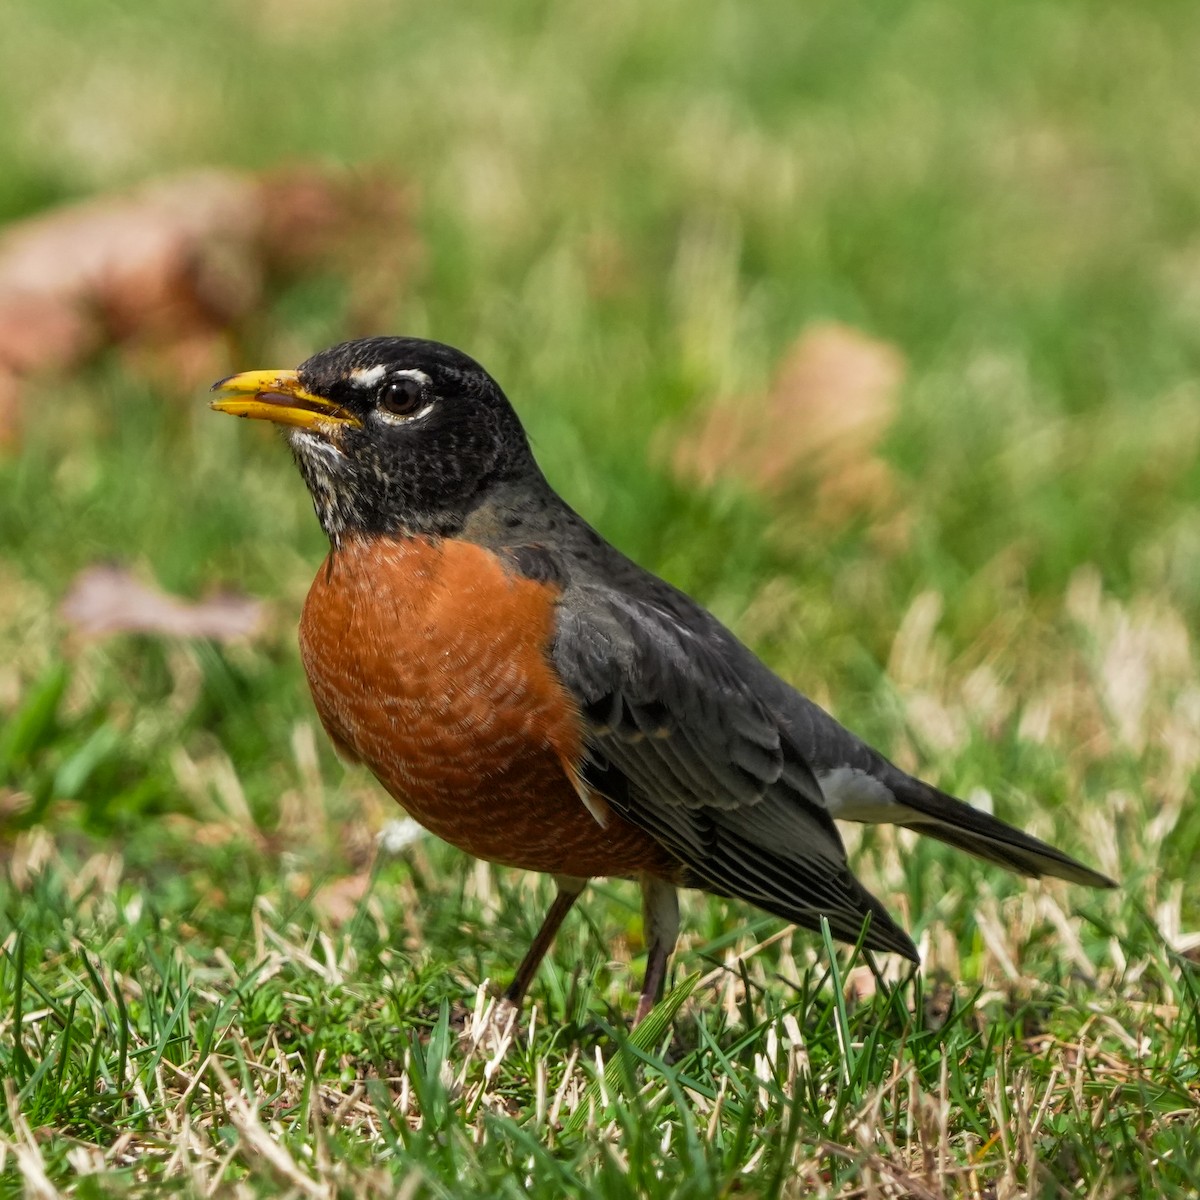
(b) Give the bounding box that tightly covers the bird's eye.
[378,377,426,417]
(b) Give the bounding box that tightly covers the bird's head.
[211,336,537,542]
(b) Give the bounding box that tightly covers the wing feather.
[554,584,917,959]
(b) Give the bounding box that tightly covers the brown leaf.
[119,332,232,394]
[0,170,264,342]
[257,166,420,333]
[311,873,371,926]
[673,322,905,515]
[60,565,266,642]
[0,165,418,450]
[845,964,878,1006]
[0,296,101,375]
[0,368,20,451]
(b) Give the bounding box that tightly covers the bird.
[210,336,1115,1022]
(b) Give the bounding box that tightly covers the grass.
[2,0,1200,1194]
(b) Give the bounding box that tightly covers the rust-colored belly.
[298,535,672,879]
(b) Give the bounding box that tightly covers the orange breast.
[297,535,673,880]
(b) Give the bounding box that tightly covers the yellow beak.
[209,370,362,431]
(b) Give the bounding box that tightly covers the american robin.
[211,336,1114,1022]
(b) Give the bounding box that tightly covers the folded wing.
[553,585,919,959]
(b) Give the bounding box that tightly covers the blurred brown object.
[672,322,906,519]
[311,872,371,926]
[60,564,266,642]
[0,166,416,448]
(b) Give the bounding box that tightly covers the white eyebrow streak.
[348,365,432,388]
[348,365,388,387]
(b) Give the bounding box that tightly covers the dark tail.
[895,783,1116,889]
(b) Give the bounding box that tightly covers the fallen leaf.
[0,368,20,451]
[672,322,905,517]
[161,813,242,849]
[0,169,263,341]
[311,873,371,926]
[0,296,100,375]
[120,332,233,395]
[0,165,418,443]
[257,166,419,333]
[60,565,266,642]
[845,964,877,1006]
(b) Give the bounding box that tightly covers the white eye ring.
[375,400,435,425]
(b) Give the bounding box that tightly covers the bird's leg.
[503,875,588,1006]
[634,876,680,1025]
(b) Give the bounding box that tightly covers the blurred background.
[1,0,1198,1188]
[4,0,1198,866]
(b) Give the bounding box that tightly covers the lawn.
[1,0,1198,1195]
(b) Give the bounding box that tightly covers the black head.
[211,336,540,542]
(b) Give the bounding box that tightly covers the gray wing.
[553,584,919,960]
[504,512,1111,929]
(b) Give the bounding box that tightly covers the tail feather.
[896,783,1116,890]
